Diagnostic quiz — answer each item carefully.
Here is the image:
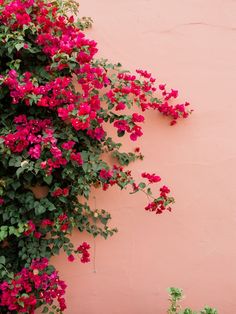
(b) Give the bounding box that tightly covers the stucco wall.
[53,1,236,313]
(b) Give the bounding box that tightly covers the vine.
[0,0,192,312]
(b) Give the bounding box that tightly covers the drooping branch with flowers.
[0,0,191,312]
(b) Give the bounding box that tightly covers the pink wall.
[53,1,236,313]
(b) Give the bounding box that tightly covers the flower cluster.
[141,172,161,183]
[145,186,173,214]
[2,114,86,176]
[3,115,52,156]
[105,68,191,132]
[77,242,90,263]
[0,259,66,313]
[0,0,33,28]
[51,187,69,197]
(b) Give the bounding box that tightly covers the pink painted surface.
[52,1,236,313]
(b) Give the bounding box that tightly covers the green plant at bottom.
[167,287,218,314]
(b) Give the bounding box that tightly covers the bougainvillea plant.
[0,0,192,312]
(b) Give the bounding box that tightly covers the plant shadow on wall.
[0,0,216,313]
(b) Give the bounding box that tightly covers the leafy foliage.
[167,287,218,314]
[0,0,192,312]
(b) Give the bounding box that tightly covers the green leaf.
[82,162,90,172]
[16,167,24,178]
[15,42,25,51]
[9,226,18,236]
[42,306,49,313]
[11,181,21,190]
[138,182,146,189]
[0,256,6,265]
[35,204,46,215]
[117,130,125,137]
[9,157,16,167]
[2,212,8,221]
[18,300,25,307]
[43,175,53,185]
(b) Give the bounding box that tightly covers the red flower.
[52,187,69,197]
[24,220,35,236]
[115,102,126,110]
[114,120,129,132]
[58,214,68,222]
[60,223,69,232]
[99,169,113,180]
[70,152,83,165]
[61,141,75,150]
[160,185,170,197]
[68,254,75,262]
[33,231,42,239]
[132,113,145,123]
[77,242,90,263]
[159,84,166,90]
[41,219,53,228]
[141,172,161,183]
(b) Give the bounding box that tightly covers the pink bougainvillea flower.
[68,254,75,262]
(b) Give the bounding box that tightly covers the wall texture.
[53,1,236,313]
